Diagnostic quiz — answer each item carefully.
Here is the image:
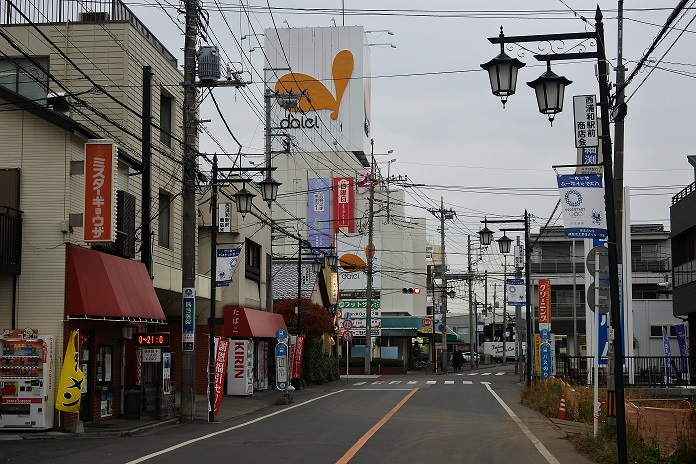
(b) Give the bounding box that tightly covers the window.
[0,57,49,104]
[159,93,173,147]
[245,239,261,281]
[158,191,172,248]
[650,325,679,338]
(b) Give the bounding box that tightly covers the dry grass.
[521,378,696,463]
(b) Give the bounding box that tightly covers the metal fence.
[555,355,692,388]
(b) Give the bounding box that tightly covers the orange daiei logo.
[274,50,354,119]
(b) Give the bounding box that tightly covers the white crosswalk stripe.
[353,382,367,385]
[407,381,418,384]
[444,380,454,385]
[372,381,384,384]
[481,372,492,376]
[495,372,506,376]
[463,380,473,384]
[389,381,401,384]
[426,380,437,385]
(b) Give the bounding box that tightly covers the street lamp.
[479,27,525,108]
[527,62,572,125]
[479,213,531,387]
[208,154,279,422]
[481,7,627,463]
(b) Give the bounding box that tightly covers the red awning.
[65,245,166,322]
[223,306,287,338]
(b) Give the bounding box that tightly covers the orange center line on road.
[335,387,419,464]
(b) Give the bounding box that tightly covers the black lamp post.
[208,155,279,423]
[481,7,627,463]
[478,213,531,389]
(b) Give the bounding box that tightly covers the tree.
[273,298,333,340]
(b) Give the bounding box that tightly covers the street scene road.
[0,366,594,464]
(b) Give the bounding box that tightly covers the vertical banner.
[506,279,526,307]
[290,335,305,379]
[216,247,242,287]
[308,178,331,254]
[212,337,229,415]
[675,324,689,381]
[538,279,552,381]
[557,174,607,239]
[55,331,85,412]
[662,326,672,385]
[333,177,355,234]
[84,140,116,242]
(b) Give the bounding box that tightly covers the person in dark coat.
[452,349,464,371]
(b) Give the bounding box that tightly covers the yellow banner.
[55,331,85,412]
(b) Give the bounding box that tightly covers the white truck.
[482,341,526,362]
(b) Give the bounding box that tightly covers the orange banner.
[83,140,115,242]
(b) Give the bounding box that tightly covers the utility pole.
[440,197,448,373]
[141,66,152,276]
[502,256,507,366]
[364,141,376,375]
[467,236,474,370]
[180,0,199,423]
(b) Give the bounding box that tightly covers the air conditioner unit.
[79,12,109,22]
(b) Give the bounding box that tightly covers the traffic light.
[402,287,421,294]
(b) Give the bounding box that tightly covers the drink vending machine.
[226,339,253,396]
[0,332,55,429]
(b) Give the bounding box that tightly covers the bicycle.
[413,358,433,374]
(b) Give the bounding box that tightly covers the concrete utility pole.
[180,0,199,422]
[364,142,376,375]
[468,235,475,370]
[440,197,448,373]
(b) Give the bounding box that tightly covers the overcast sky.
[131,1,695,312]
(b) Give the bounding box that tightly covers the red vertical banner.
[83,140,116,242]
[333,177,355,234]
[290,335,305,379]
[213,337,230,415]
[538,279,551,324]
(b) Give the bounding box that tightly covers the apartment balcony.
[0,206,22,274]
[0,0,176,67]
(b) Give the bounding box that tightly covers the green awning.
[381,328,418,337]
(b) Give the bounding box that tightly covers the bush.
[324,355,340,382]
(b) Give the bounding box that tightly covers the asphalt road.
[0,366,595,463]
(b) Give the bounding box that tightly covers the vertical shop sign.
[83,140,116,242]
[182,287,195,351]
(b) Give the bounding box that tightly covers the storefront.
[63,245,167,427]
[222,306,287,393]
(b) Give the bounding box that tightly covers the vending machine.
[0,332,55,430]
[226,339,253,396]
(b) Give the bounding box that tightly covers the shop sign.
[142,348,161,363]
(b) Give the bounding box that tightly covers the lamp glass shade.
[326,253,338,269]
[479,226,494,246]
[527,68,572,116]
[480,52,526,102]
[234,187,256,215]
[497,235,513,254]
[259,176,281,203]
[312,259,322,274]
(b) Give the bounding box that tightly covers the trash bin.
[124,389,141,419]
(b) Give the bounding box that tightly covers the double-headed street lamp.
[208,154,280,423]
[480,7,626,463]
[479,213,531,386]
